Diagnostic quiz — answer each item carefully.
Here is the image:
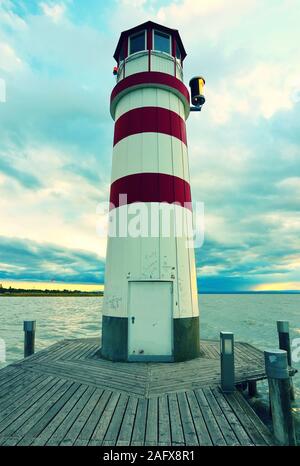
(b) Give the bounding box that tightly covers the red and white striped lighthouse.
[101,21,202,362]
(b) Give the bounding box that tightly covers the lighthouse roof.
[113,20,187,62]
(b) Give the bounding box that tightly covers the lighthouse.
[101,21,204,362]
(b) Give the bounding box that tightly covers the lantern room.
[113,21,187,82]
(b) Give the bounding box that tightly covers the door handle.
[131,317,135,324]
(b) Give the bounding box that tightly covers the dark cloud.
[0,157,42,189]
[197,275,258,293]
[0,236,105,283]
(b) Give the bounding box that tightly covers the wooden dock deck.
[0,338,276,446]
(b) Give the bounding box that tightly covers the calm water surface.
[0,294,299,437]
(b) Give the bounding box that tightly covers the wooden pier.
[0,338,276,446]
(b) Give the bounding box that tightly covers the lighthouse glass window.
[129,31,145,55]
[154,30,171,54]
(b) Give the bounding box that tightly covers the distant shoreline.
[200,291,300,294]
[0,289,103,297]
[0,294,103,297]
[0,291,299,297]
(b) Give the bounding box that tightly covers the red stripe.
[113,107,187,146]
[111,71,190,108]
[109,173,192,210]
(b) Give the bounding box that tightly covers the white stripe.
[117,51,184,83]
[111,133,190,184]
[114,86,185,121]
[103,203,199,319]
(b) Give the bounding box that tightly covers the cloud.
[40,2,66,23]
[0,236,105,283]
[0,42,23,72]
[0,157,42,189]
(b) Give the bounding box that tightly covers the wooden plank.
[223,392,271,445]
[202,388,239,446]
[26,359,148,386]
[63,343,95,361]
[3,380,71,446]
[0,365,21,381]
[0,378,68,445]
[31,340,82,363]
[194,389,226,446]
[29,341,74,363]
[200,344,217,360]
[102,393,129,446]
[73,390,111,446]
[227,391,275,445]
[22,361,147,395]
[65,338,99,344]
[17,382,80,446]
[212,388,254,446]
[0,370,40,404]
[67,359,148,381]
[131,398,147,446]
[168,393,185,445]
[77,344,99,361]
[117,396,138,446]
[145,398,157,446]
[177,392,199,445]
[0,373,46,413]
[158,395,171,446]
[31,384,89,446]
[88,392,120,446]
[2,380,65,446]
[47,385,96,446]
[11,341,63,365]
[59,387,102,446]
[58,359,148,383]
[185,391,212,446]
[50,342,88,362]
[0,367,25,390]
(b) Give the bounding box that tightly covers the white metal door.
[128,281,173,361]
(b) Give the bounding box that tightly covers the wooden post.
[23,321,36,357]
[264,349,296,445]
[277,320,295,400]
[248,380,258,397]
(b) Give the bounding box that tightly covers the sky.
[0,0,299,292]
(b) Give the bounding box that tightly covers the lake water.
[0,294,299,439]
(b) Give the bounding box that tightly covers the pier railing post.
[264,349,296,446]
[220,332,235,393]
[276,320,295,400]
[248,380,258,397]
[23,321,36,357]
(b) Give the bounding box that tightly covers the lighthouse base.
[101,315,200,362]
[174,316,200,361]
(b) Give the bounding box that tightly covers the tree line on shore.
[0,286,103,296]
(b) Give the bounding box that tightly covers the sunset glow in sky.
[0,0,300,292]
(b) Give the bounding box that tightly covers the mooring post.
[264,349,296,445]
[220,332,235,393]
[277,320,295,400]
[23,321,36,357]
[248,380,258,397]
